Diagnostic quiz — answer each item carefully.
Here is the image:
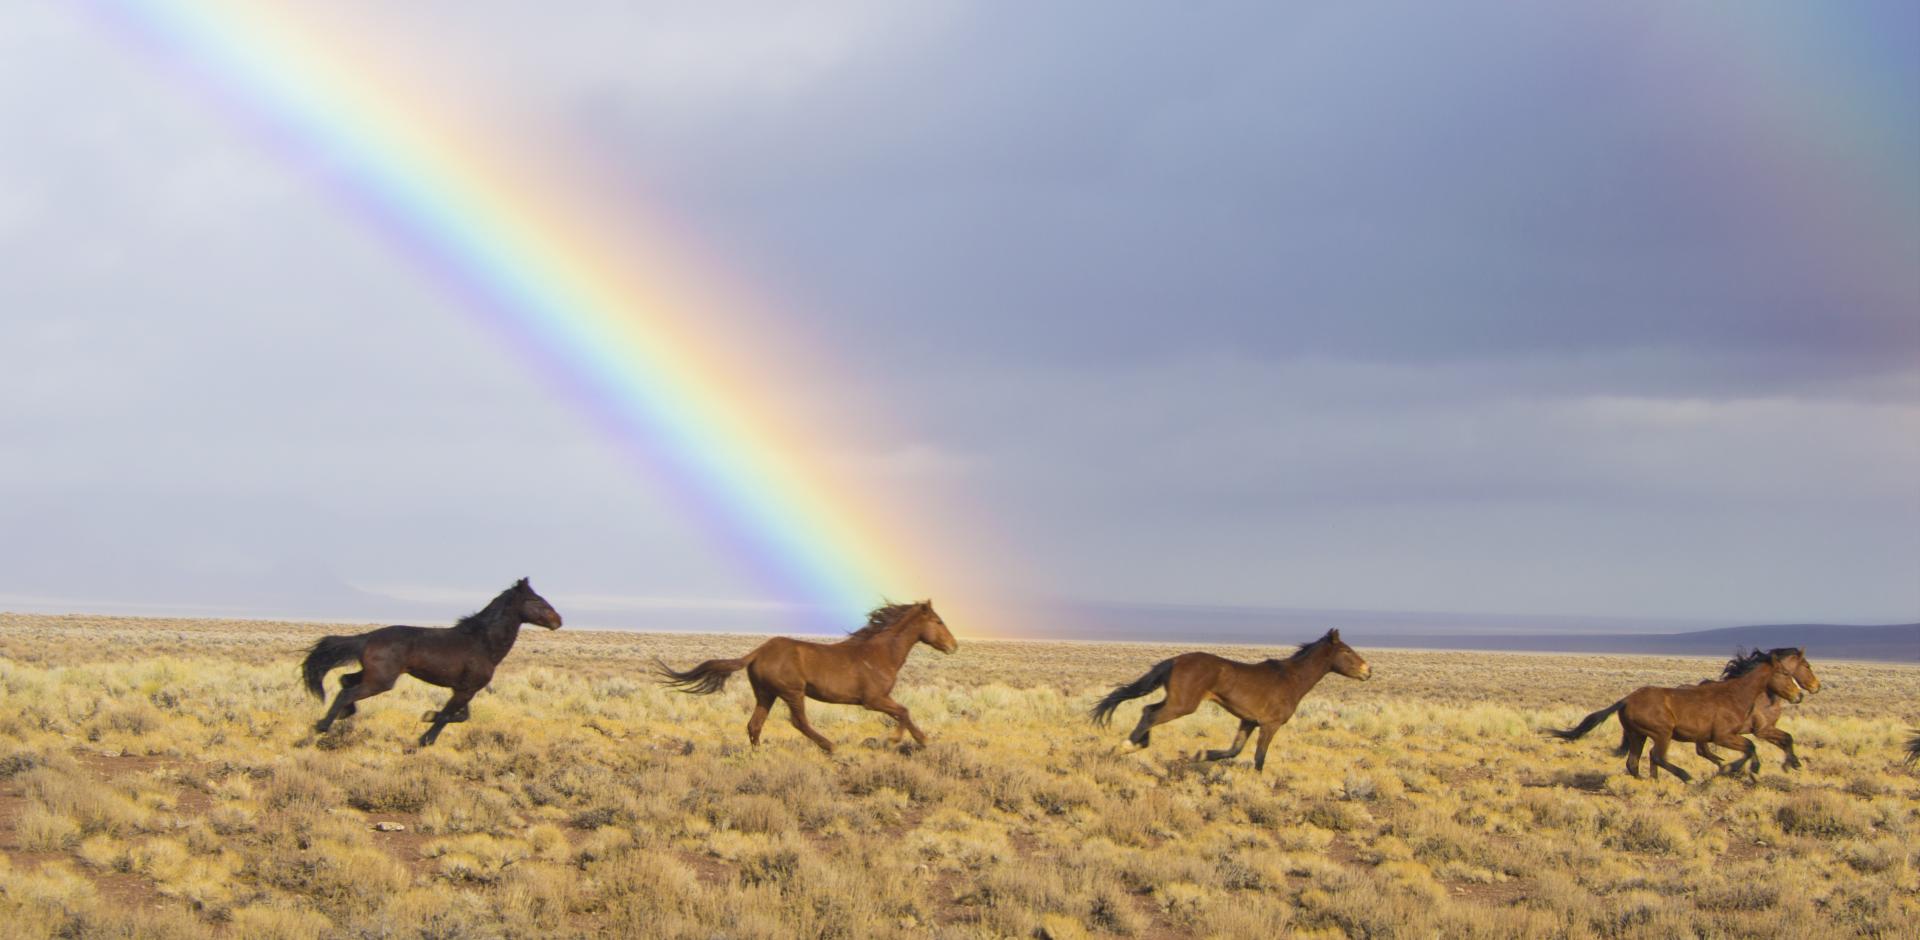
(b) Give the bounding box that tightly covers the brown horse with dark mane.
[1090,629,1372,771]
[302,578,563,747]
[654,601,956,753]
[1691,648,1820,771]
[1548,648,1807,780]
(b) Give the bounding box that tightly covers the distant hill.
[1364,622,1918,662]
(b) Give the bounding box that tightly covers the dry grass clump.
[0,613,1915,937]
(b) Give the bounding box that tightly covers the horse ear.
[516,577,531,590]
[1328,629,1341,642]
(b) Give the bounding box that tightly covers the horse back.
[1622,682,1752,740]
[1174,654,1300,718]
[749,635,890,702]
[362,625,435,649]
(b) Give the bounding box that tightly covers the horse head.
[1323,629,1372,681]
[915,601,958,654]
[1783,647,1819,695]
[509,577,564,630]
[1764,650,1805,704]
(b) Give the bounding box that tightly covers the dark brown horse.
[1090,629,1372,771]
[302,578,562,746]
[1548,649,1806,780]
[1690,648,1820,770]
[654,601,956,753]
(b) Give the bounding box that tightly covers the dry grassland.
[1,612,1916,939]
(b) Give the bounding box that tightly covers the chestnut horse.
[302,578,562,746]
[1548,648,1806,780]
[1090,629,1372,771]
[654,601,956,753]
[1691,648,1820,770]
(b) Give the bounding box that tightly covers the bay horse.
[653,601,956,753]
[1690,648,1820,770]
[1090,629,1372,771]
[302,578,563,747]
[1547,648,1806,781]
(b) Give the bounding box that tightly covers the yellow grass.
[0,612,1916,938]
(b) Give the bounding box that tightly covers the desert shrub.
[15,804,80,851]
[1599,808,1691,855]
[1774,791,1869,839]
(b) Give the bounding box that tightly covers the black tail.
[1905,731,1919,765]
[1090,658,1176,726]
[302,634,370,699]
[1545,701,1625,742]
[653,657,748,695]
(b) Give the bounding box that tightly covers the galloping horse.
[1691,648,1820,770]
[1090,629,1372,771]
[1548,648,1806,780]
[654,601,957,753]
[302,578,562,746]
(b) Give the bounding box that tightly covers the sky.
[1,2,1916,636]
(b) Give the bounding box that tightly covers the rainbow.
[92,1,933,631]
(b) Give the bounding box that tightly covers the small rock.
[372,821,407,832]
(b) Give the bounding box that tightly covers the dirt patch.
[360,812,437,879]
[1720,838,1774,863]
[1451,877,1533,906]
[70,751,194,779]
[674,849,734,887]
[1326,834,1369,869]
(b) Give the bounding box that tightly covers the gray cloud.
[1,2,1915,629]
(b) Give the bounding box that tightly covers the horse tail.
[653,655,752,695]
[1090,658,1176,726]
[301,634,370,699]
[1905,730,1920,765]
[1545,700,1625,742]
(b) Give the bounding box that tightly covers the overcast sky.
[2,2,1915,633]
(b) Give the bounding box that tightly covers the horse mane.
[455,579,529,633]
[847,601,925,639]
[1285,629,1341,662]
[1720,647,1799,679]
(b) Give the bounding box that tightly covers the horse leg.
[316,670,392,733]
[1625,731,1646,777]
[1756,728,1801,769]
[1131,696,1200,748]
[782,693,836,754]
[1649,734,1691,783]
[1714,732,1759,776]
[1251,723,1282,772]
[867,696,928,748]
[1203,719,1258,762]
[1127,703,1162,747]
[1694,742,1725,769]
[336,672,363,718]
[419,689,477,747]
[746,682,775,747]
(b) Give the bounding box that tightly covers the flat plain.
[0,612,1915,939]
